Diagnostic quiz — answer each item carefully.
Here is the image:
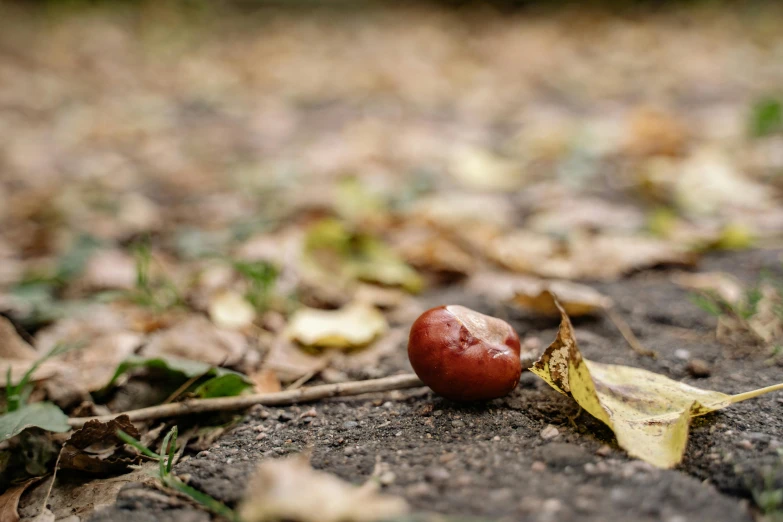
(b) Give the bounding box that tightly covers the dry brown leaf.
[78,249,137,291]
[489,231,695,281]
[50,332,142,394]
[531,295,783,468]
[60,416,141,474]
[238,455,408,522]
[141,316,246,367]
[0,317,59,387]
[250,369,282,394]
[675,148,774,216]
[392,226,476,276]
[262,333,331,383]
[286,302,388,350]
[0,478,41,522]
[626,107,690,157]
[467,271,612,317]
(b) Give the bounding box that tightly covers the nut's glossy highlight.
[407,305,522,401]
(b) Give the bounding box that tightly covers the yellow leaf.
[530,294,783,468]
[286,302,388,350]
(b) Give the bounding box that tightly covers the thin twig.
[285,370,316,391]
[40,447,63,514]
[606,309,657,358]
[69,373,424,428]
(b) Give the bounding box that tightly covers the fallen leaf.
[238,455,408,522]
[59,415,141,474]
[261,333,331,383]
[286,302,388,350]
[49,332,142,393]
[141,316,247,367]
[467,271,612,317]
[449,147,523,191]
[208,291,256,330]
[530,296,783,468]
[302,219,422,293]
[488,231,695,281]
[0,317,59,387]
[0,478,40,522]
[671,271,744,304]
[0,403,70,443]
[392,226,476,276]
[525,196,646,236]
[675,148,774,216]
[249,369,282,394]
[625,107,690,157]
[77,249,137,292]
[17,462,159,521]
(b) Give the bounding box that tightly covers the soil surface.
[90,248,783,522]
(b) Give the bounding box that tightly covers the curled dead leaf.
[60,415,141,474]
[530,294,783,468]
[0,478,41,522]
[238,455,408,522]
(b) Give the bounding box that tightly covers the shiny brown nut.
[408,305,522,401]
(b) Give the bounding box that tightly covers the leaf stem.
[730,382,783,404]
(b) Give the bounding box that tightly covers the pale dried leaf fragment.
[238,455,408,522]
[530,295,783,468]
[286,302,388,350]
[489,231,695,281]
[0,317,59,387]
[208,291,256,330]
[467,271,612,317]
[450,147,524,191]
[250,369,282,394]
[671,271,744,304]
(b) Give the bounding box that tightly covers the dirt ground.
[85,248,783,522]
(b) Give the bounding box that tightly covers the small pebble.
[425,467,450,483]
[736,440,753,450]
[595,445,612,457]
[342,421,359,429]
[451,420,466,428]
[379,471,396,485]
[493,435,501,441]
[540,425,560,440]
[686,359,711,378]
[531,461,547,472]
[674,349,691,360]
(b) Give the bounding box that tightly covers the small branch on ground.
[69,373,424,428]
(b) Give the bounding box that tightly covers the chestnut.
[407,305,522,401]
